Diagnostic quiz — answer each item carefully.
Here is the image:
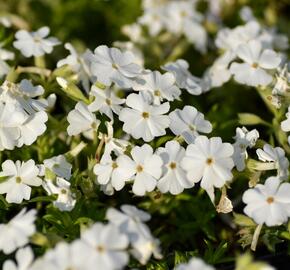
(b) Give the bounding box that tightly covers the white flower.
[3,246,34,270]
[281,106,290,145]
[0,159,42,204]
[181,136,234,191]
[43,155,72,180]
[183,20,207,53]
[256,144,289,180]
[230,40,281,86]
[13,26,60,57]
[0,102,22,150]
[106,205,151,238]
[0,80,49,150]
[31,241,91,270]
[0,46,14,78]
[113,41,144,67]
[157,141,193,194]
[116,144,163,196]
[106,205,161,265]
[163,1,202,34]
[130,225,162,265]
[42,177,76,212]
[175,257,215,270]
[233,127,259,171]
[0,208,36,254]
[273,65,290,95]
[215,21,261,52]
[67,101,100,136]
[119,93,170,142]
[243,176,290,226]
[163,59,202,95]
[94,155,133,191]
[121,23,143,43]
[133,71,181,104]
[88,85,125,120]
[138,7,165,36]
[202,51,235,90]
[80,223,129,270]
[90,45,142,88]
[99,121,130,160]
[0,80,48,114]
[169,106,212,144]
[17,111,48,147]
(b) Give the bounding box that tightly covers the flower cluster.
[0,0,289,269]
[1,205,160,270]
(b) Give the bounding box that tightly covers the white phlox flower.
[0,80,48,149]
[0,208,36,254]
[243,176,290,226]
[0,46,14,78]
[80,222,129,270]
[42,154,72,180]
[157,140,194,194]
[181,136,234,192]
[175,257,215,270]
[162,59,202,95]
[94,155,133,191]
[281,106,290,145]
[3,246,34,270]
[215,21,261,53]
[169,106,212,144]
[233,127,259,171]
[202,51,235,90]
[42,177,76,212]
[88,84,125,120]
[256,144,289,180]
[115,144,163,196]
[30,241,91,270]
[119,93,170,142]
[99,121,130,161]
[106,205,162,265]
[0,80,48,114]
[0,159,42,204]
[90,45,142,88]
[132,70,181,104]
[13,26,60,57]
[67,101,100,136]
[230,40,281,86]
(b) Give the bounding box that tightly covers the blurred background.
[0,0,289,50]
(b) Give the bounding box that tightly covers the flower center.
[154,90,161,96]
[189,124,196,131]
[180,10,187,17]
[33,36,42,43]
[96,245,105,253]
[136,165,143,173]
[91,122,98,129]
[16,176,22,184]
[252,62,258,68]
[206,158,214,165]
[112,162,118,169]
[239,143,246,150]
[169,162,177,169]
[61,189,67,194]
[266,196,274,204]
[105,98,112,105]
[142,112,149,119]
[112,63,118,69]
